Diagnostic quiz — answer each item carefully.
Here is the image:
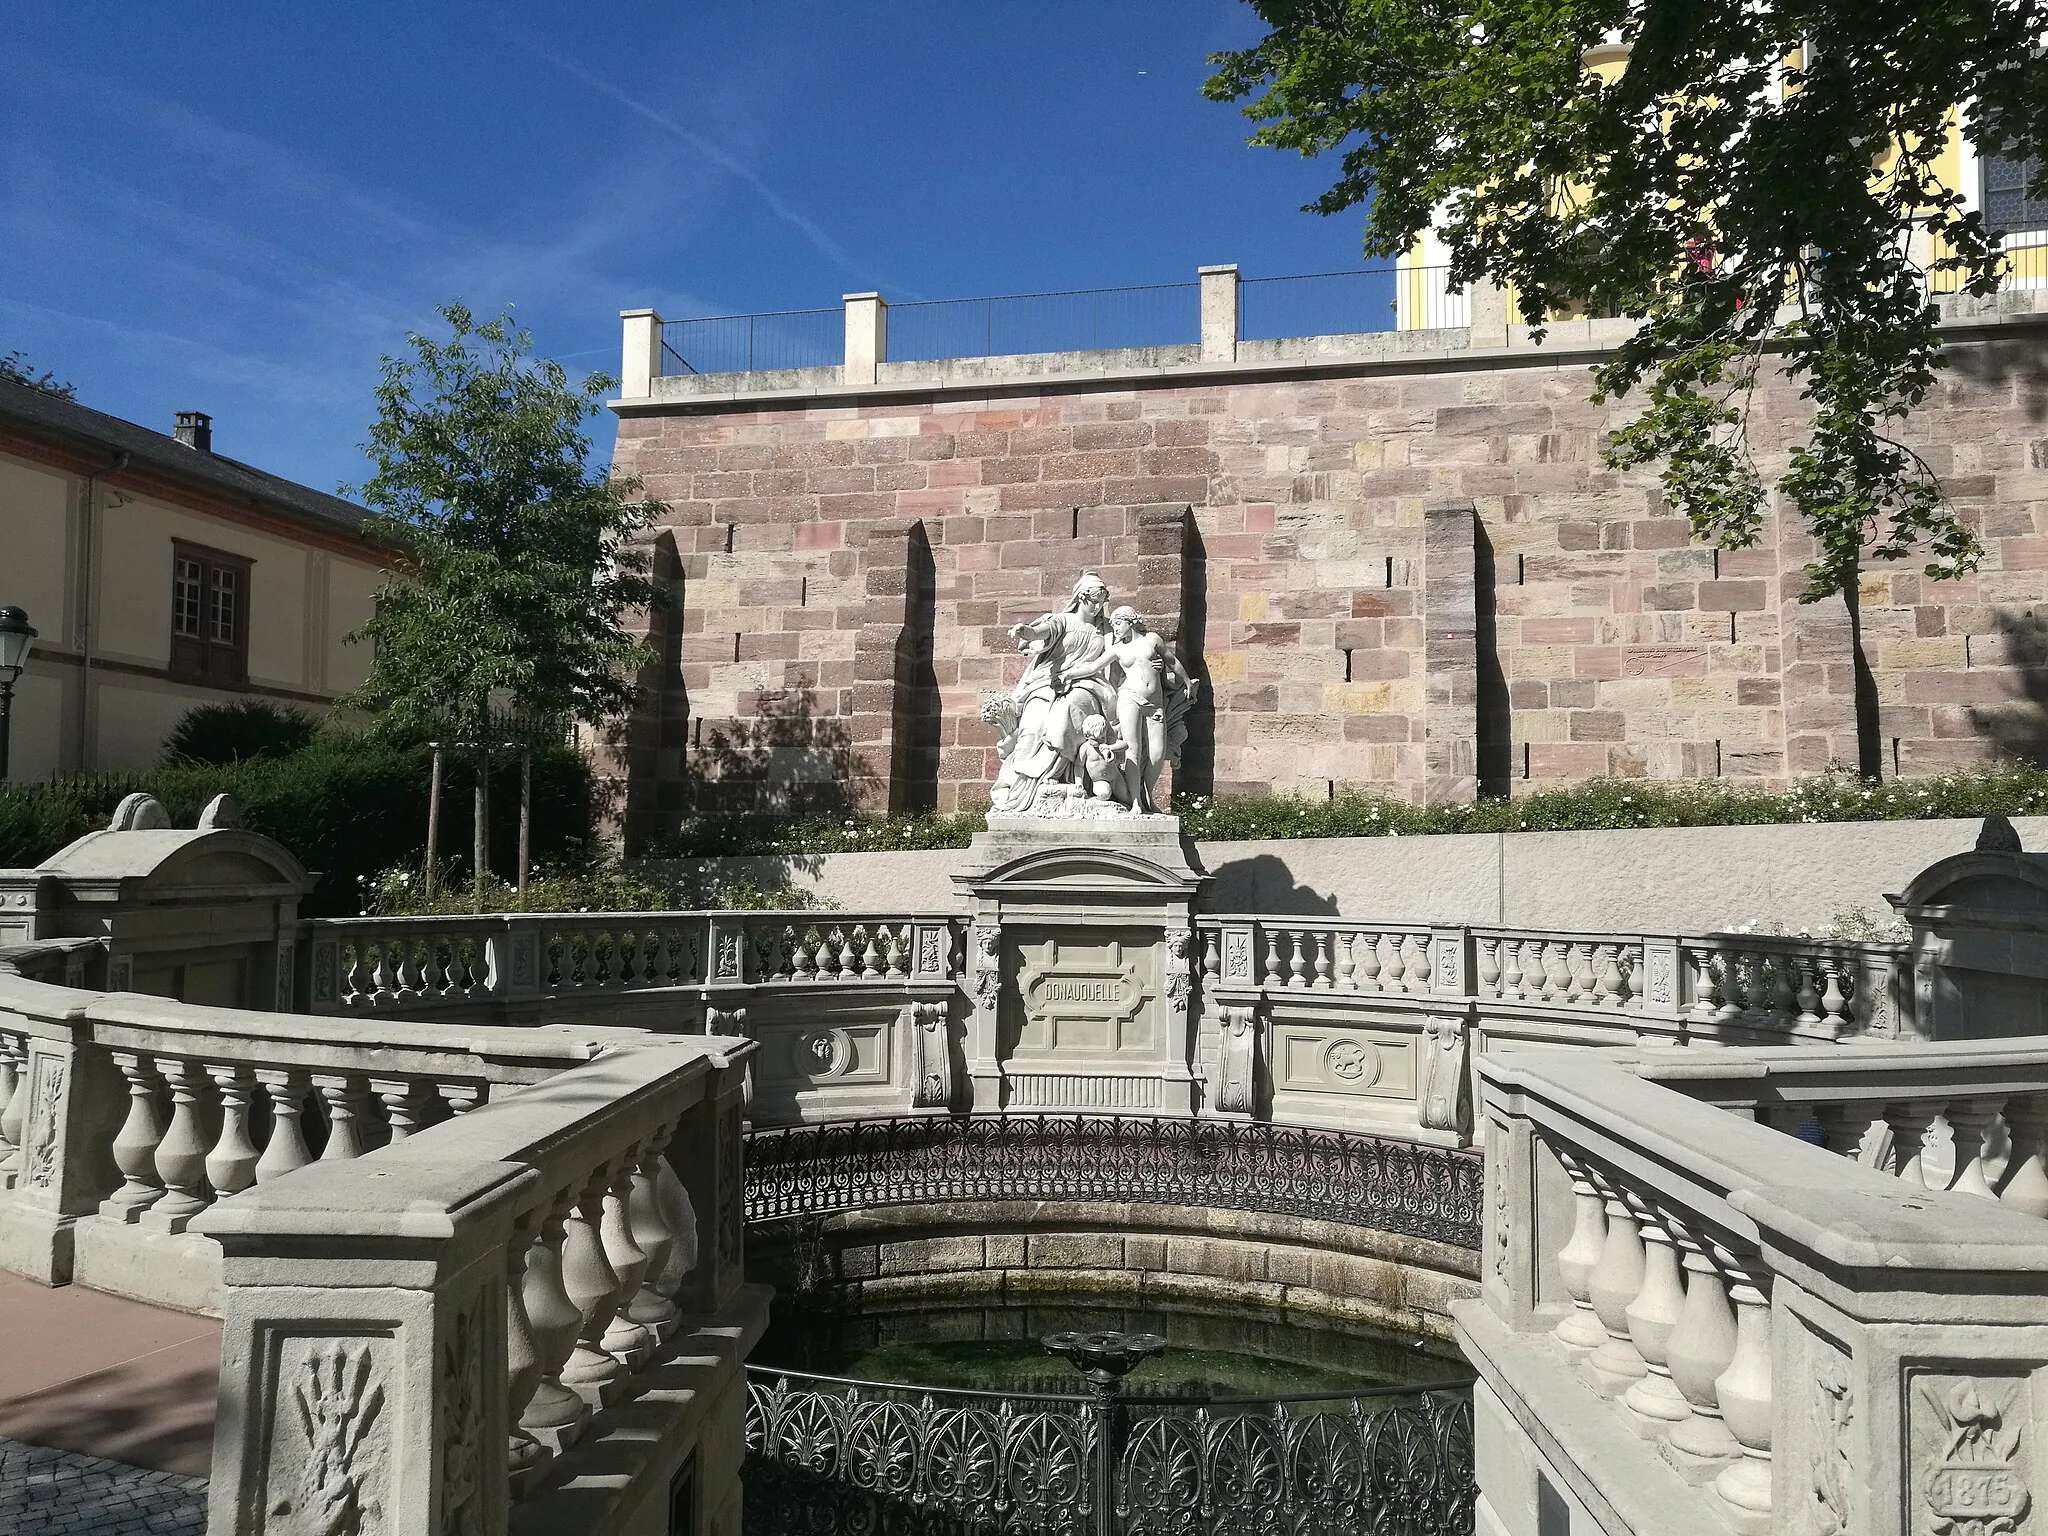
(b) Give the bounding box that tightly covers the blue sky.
[2,4,1374,497]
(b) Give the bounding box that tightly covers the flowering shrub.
[646,765,2048,857]
[359,858,822,916]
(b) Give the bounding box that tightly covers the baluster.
[860,925,883,979]
[1356,931,1382,992]
[1568,943,1597,1006]
[1885,1101,1941,1185]
[646,930,673,987]
[1476,938,1501,1000]
[373,1078,430,1142]
[1814,1102,1879,1160]
[396,936,425,1003]
[1582,1170,1649,1396]
[1407,933,1432,994]
[1551,1150,1610,1356]
[1596,944,1625,1008]
[343,941,372,1006]
[442,1082,483,1116]
[314,1074,370,1160]
[1770,954,1800,1030]
[1312,932,1333,989]
[1711,1261,1774,1534]
[370,935,400,1006]
[519,1190,593,1452]
[1202,930,1222,986]
[144,1058,213,1231]
[621,1124,683,1344]
[560,1168,625,1404]
[1263,927,1284,988]
[1661,1224,1743,1482]
[824,927,848,980]
[102,1052,168,1217]
[1688,948,1723,1028]
[1335,931,1357,991]
[253,1069,313,1184]
[1717,951,1749,1026]
[1286,931,1307,988]
[505,1213,547,1488]
[1945,1097,2001,1199]
[885,925,909,980]
[1999,1094,2048,1218]
[1544,941,1572,1003]
[1380,932,1405,993]
[598,1159,655,1365]
[1621,1196,1692,1436]
[0,1034,23,1185]
[1793,957,1822,1031]
[1818,959,1850,1037]
[1500,938,1523,1002]
[204,1064,261,1200]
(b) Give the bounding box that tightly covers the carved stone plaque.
[1003,928,1159,1061]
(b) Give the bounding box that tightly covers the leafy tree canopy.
[1207,0,2048,600]
[338,302,665,742]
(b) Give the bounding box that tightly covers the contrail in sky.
[511,30,882,289]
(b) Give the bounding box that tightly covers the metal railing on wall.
[660,307,842,375]
[887,280,1199,363]
[1239,266,1469,338]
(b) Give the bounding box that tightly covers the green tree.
[338,302,663,892]
[1207,2,2048,614]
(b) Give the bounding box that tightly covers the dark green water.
[753,1292,1470,1398]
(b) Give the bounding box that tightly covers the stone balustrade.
[302,909,962,1014]
[1472,1039,2048,1536]
[0,965,641,1308]
[1634,1039,2048,1216]
[193,1037,760,1536]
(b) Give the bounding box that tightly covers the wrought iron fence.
[744,1365,1476,1536]
[888,282,1199,363]
[1926,237,2048,295]
[661,307,842,375]
[743,1114,1482,1250]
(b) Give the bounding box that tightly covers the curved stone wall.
[748,1198,1478,1342]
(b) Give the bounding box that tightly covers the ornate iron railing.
[744,1365,1476,1536]
[743,1114,1483,1250]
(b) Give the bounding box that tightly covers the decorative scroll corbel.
[707,1006,753,1112]
[1419,1015,1471,1137]
[908,1001,953,1109]
[1216,1004,1260,1116]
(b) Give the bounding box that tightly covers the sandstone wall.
[609,320,2048,839]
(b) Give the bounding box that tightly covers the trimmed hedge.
[646,766,2048,858]
[0,734,594,916]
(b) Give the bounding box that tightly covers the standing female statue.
[1106,606,1195,812]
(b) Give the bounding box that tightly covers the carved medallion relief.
[1272,1025,1417,1101]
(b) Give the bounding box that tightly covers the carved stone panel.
[1272,1025,1418,1102]
[22,1049,66,1192]
[1001,927,1160,1063]
[258,1333,392,1536]
[1910,1371,2032,1536]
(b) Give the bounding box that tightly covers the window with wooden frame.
[169,542,252,684]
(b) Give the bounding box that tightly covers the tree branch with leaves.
[1207,0,2048,602]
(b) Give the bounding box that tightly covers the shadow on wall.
[894,522,941,815]
[1201,852,1340,916]
[1969,611,2048,765]
[695,686,862,818]
[1179,514,1215,798]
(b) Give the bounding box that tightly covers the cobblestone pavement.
[0,1435,205,1535]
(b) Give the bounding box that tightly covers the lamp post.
[0,607,36,782]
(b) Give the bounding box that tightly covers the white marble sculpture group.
[980,572,1198,817]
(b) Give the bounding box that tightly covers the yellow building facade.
[0,384,387,781]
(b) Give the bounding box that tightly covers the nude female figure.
[1106,606,1194,812]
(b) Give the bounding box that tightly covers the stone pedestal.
[953,814,1207,1114]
